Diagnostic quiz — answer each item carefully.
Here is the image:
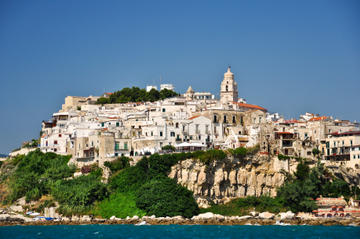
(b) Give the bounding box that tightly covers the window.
[223,115,227,123]
[59,134,62,137]
[54,140,58,145]
[124,142,128,150]
[101,122,104,127]
[213,115,218,123]
[170,132,175,137]
[176,123,179,128]
[162,108,166,112]
[115,142,119,151]
[151,131,153,136]
[160,131,163,137]
[116,122,120,127]
[232,116,236,124]
[226,85,228,92]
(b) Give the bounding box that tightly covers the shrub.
[104,156,131,174]
[195,150,226,165]
[161,145,176,152]
[51,174,108,215]
[95,192,145,219]
[201,196,287,216]
[135,176,199,218]
[278,154,291,160]
[7,150,75,203]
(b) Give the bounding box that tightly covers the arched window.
[226,85,228,92]
[213,115,218,123]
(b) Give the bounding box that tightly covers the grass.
[94,192,146,219]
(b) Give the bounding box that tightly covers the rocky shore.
[1,212,359,227]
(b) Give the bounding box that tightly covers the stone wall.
[169,155,291,208]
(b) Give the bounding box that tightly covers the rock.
[278,211,295,220]
[132,215,139,220]
[296,212,316,220]
[71,215,80,222]
[172,216,184,220]
[238,215,252,220]
[61,217,70,222]
[16,197,26,206]
[125,216,130,220]
[149,215,156,219]
[259,212,275,219]
[110,216,116,220]
[192,212,215,220]
[81,215,92,222]
[250,211,258,217]
[9,205,23,213]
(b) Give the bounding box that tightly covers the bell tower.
[220,66,238,105]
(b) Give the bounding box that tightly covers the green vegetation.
[3,147,359,218]
[204,159,360,215]
[96,87,179,104]
[136,176,199,218]
[23,139,39,148]
[201,196,287,216]
[99,153,199,218]
[6,150,75,203]
[52,172,108,216]
[104,156,131,174]
[277,160,359,213]
[161,145,176,152]
[3,150,107,215]
[193,149,226,165]
[95,192,145,219]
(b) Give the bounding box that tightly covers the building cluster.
[39,67,360,169]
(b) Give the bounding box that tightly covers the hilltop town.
[2,67,360,224]
[34,67,360,170]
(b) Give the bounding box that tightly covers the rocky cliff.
[168,155,295,208]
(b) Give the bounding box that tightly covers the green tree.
[135,176,199,218]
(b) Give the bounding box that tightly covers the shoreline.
[1,217,360,227]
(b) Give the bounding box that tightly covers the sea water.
[0,224,359,239]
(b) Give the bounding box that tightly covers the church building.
[220,66,238,105]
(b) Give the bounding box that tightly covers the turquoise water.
[0,225,359,239]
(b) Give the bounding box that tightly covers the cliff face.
[168,155,293,208]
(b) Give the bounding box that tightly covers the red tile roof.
[188,115,200,120]
[235,102,267,112]
[309,116,328,122]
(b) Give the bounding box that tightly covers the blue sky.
[0,0,359,154]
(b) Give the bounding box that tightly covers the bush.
[109,165,148,193]
[7,150,75,203]
[94,192,145,219]
[135,176,199,218]
[104,157,130,174]
[161,145,176,152]
[201,196,287,216]
[51,174,108,215]
[96,87,178,104]
[278,154,291,160]
[195,150,226,165]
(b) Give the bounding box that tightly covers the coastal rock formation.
[168,155,291,207]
